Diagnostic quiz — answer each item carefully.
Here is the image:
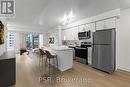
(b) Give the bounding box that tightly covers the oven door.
[75,48,88,64]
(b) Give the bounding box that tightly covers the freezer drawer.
[92,45,115,73]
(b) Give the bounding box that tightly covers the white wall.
[0,19,7,56]
[7,22,49,33]
[117,8,130,71]
[43,33,49,46]
[7,26,46,33]
[47,29,59,46]
[14,32,20,53]
[39,34,43,48]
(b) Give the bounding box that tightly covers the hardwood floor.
[15,53,130,87]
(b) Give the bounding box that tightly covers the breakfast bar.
[45,46,74,71]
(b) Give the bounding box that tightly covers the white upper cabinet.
[104,17,116,29]
[61,26,78,40]
[78,23,95,32]
[78,25,86,32]
[96,17,116,30]
[96,20,105,30]
[86,23,96,32]
[71,27,78,40]
[88,47,92,65]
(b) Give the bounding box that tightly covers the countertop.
[0,50,15,60]
[46,46,74,51]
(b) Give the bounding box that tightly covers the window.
[7,32,15,50]
[25,33,39,49]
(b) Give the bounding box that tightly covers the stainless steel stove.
[74,42,92,64]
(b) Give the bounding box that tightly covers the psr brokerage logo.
[0,0,15,18]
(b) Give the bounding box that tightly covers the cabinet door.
[64,27,78,40]
[88,47,92,65]
[104,17,116,29]
[96,20,105,30]
[78,25,86,32]
[85,24,89,31]
[72,27,78,40]
[88,23,96,32]
[96,17,116,31]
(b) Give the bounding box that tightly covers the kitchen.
[0,0,130,87]
[58,16,116,73]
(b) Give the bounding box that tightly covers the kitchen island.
[45,46,74,71]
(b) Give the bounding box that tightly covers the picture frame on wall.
[49,37,54,44]
[0,21,4,44]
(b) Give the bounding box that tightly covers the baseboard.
[117,67,130,72]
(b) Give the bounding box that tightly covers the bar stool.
[44,50,58,76]
[39,49,46,71]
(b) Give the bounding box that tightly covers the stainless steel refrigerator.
[92,29,116,73]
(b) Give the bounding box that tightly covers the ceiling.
[7,0,130,30]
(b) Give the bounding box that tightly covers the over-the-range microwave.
[78,30,91,40]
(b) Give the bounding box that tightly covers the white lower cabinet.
[88,47,92,65]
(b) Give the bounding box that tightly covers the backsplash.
[62,38,92,46]
[62,40,80,46]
